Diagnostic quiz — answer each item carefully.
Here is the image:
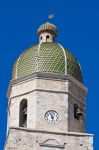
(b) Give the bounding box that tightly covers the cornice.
[7,72,87,98]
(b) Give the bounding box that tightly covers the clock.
[45,110,59,124]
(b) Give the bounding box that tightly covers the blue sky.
[0,0,98,149]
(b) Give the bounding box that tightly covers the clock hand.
[51,115,54,120]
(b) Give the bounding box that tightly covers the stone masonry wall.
[5,128,93,150]
[7,75,86,133]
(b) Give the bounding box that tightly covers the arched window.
[19,99,27,127]
[40,36,43,40]
[46,35,50,42]
[53,37,55,42]
[74,103,82,120]
[46,35,49,39]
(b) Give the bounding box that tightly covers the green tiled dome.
[12,42,83,82]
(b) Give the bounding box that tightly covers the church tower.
[5,22,93,150]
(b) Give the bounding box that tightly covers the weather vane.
[48,14,55,20]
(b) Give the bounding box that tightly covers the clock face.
[45,110,59,124]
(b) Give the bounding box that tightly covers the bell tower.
[5,22,93,150]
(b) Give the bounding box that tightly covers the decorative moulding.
[39,138,65,149]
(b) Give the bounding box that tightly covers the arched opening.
[40,36,43,40]
[46,35,50,42]
[19,99,27,127]
[74,103,82,120]
[53,37,55,42]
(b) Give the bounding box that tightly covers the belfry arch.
[19,99,27,127]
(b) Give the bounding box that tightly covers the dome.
[38,22,58,37]
[12,42,83,82]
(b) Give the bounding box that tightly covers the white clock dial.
[45,110,59,124]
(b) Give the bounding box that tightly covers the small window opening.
[40,36,42,40]
[46,35,50,39]
[46,35,50,42]
[74,103,82,120]
[19,99,27,127]
[53,37,55,42]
